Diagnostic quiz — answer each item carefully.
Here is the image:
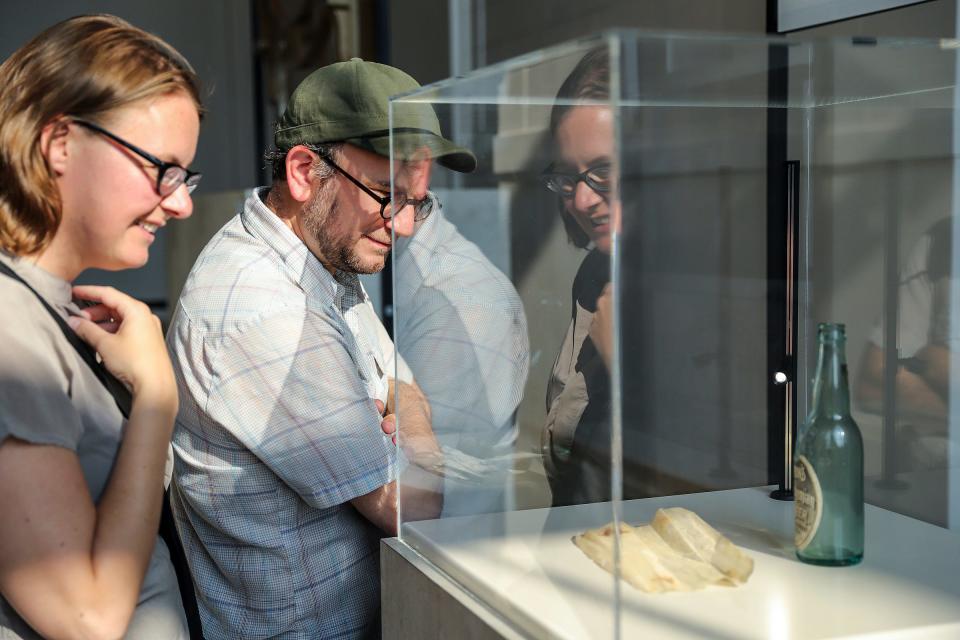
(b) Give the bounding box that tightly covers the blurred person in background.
[857,217,956,471]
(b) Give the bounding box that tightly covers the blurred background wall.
[3,0,951,320]
[2,0,957,521]
[0,0,258,315]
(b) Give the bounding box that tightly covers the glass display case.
[386,30,960,639]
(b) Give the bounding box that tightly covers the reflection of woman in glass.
[0,16,202,639]
[857,217,954,470]
[540,48,619,506]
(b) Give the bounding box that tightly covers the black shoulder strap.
[0,260,132,417]
[0,260,204,638]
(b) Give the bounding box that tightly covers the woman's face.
[52,91,200,276]
[554,104,617,254]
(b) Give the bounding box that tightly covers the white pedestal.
[385,487,960,639]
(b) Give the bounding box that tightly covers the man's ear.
[285,145,322,203]
[40,118,71,176]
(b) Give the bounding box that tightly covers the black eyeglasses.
[72,119,202,197]
[319,153,435,222]
[542,163,612,198]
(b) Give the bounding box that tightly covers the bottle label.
[794,455,823,551]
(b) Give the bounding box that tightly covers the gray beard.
[302,188,385,275]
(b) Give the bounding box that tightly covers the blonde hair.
[0,14,203,255]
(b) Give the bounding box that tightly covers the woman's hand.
[0,291,181,640]
[589,284,614,371]
[67,285,176,407]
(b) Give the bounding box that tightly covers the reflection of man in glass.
[856,217,953,467]
[394,194,530,516]
[540,48,620,506]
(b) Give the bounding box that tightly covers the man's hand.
[375,399,396,444]
[352,381,443,531]
[386,379,437,464]
[389,378,443,517]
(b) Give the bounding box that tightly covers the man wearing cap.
[166,59,475,639]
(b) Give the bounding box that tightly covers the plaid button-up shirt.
[167,188,403,639]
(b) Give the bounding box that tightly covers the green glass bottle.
[794,322,864,566]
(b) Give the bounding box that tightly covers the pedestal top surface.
[401,487,960,639]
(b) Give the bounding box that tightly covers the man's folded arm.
[205,311,396,510]
[203,310,442,533]
[350,378,443,534]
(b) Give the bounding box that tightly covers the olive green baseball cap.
[274,58,476,173]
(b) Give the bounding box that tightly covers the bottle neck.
[811,337,851,419]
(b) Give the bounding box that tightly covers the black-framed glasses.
[542,163,612,198]
[72,119,202,197]
[319,153,435,222]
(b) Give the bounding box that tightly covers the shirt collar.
[242,188,371,309]
[241,186,345,302]
[0,250,75,311]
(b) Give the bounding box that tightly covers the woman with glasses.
[0,15,201,639]
[540,47,621,507]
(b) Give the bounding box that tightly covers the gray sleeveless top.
[0,253,187,639]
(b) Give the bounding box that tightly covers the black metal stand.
[770,160,800,502]
[765,35,797,501]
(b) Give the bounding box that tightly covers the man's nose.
[385,205,415,238]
